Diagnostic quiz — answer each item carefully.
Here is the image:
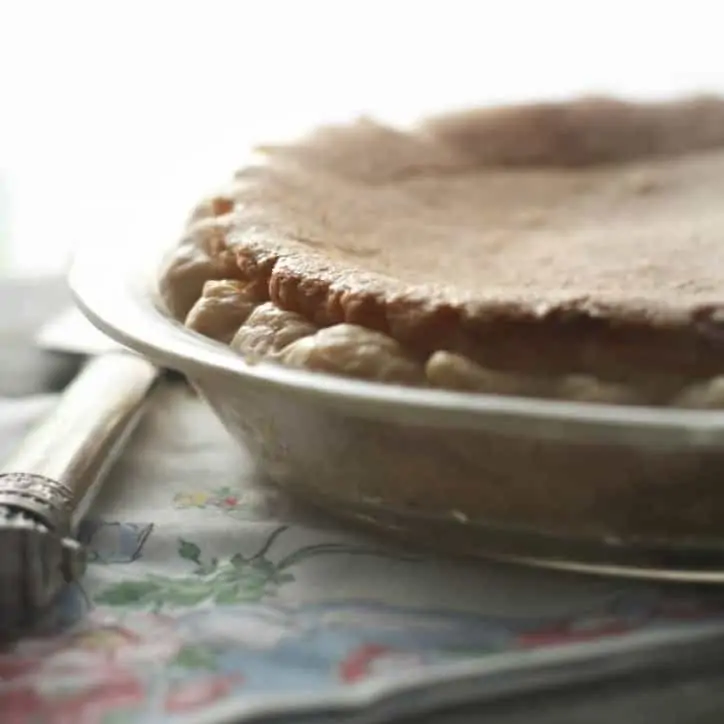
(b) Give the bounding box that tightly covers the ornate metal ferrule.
[0,472,75,535]
[0,479,85,639]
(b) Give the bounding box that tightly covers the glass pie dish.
[71,229,724,583]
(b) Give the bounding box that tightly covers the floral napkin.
[3,384,724,724]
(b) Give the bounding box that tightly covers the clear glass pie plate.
[70,229,724,583]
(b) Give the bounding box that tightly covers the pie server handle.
[0,352,160,636]
[0,351,161,534]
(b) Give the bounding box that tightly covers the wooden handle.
[2,352,160,528]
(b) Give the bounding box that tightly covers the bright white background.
[0,0,722,275]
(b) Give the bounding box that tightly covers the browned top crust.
[162,96,724,384]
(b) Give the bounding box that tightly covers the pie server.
[0,306,161,639]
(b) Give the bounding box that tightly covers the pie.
[160,95,724,408]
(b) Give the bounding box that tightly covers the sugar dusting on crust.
[160,95,724,402]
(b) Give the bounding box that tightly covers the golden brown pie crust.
[160,95,724,406]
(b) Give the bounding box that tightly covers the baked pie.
[161,96,724,408]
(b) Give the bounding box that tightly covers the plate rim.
[69,230,724,445]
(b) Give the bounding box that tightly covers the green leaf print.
[214,585,245,605]
[174,644,220,671]
[94,525,421,611]
[94,580,162,606]
[178,539,202,564]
